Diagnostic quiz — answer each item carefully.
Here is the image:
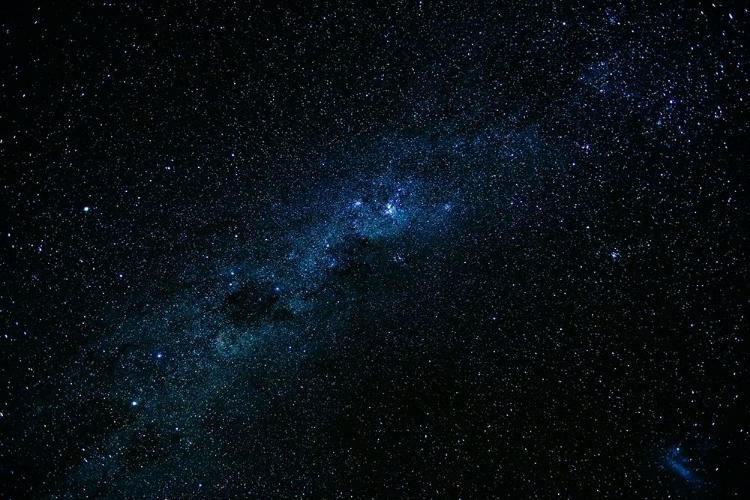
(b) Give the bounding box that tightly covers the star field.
[1,1,748,498]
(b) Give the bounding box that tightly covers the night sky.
[1,1,748,498]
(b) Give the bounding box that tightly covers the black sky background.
[1,1,748,498]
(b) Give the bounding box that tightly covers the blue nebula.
[663,446,701,485]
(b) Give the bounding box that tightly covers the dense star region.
[1,1,748,498]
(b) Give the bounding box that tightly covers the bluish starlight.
[2,2,744,498]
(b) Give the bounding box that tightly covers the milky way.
[1,1,748,498]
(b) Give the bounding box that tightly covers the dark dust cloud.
[1,1,748,498]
